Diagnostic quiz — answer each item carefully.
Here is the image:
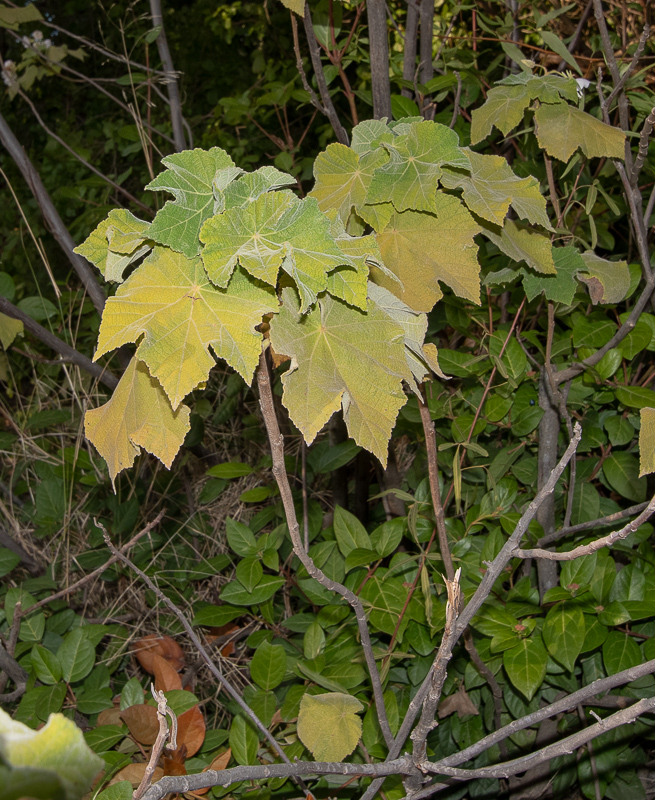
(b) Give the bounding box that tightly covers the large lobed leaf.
[269,288,411,466]
[94,247,276,408]
[297,692,363,762]
[74,209,151,283]
[535,102,626,162]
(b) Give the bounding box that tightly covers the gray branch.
[150,0,188,152]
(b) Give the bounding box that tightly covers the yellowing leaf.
[535,102,626,162]
[223,166,295,211]
[0,312,23,349]
[95,247,276,408]
[0,3,43,30]
[310,143,387,224]
[270,289,410,466]
[278,0,305,15]
[146,147,237,258]
[201,193,352,311]
[579,251,630,304]
[366,121,469,212]
[639,407,655,476]
[351,118,394,155]
[85,357,190,484]
[0,708,103,800]
[374,193,482,312]
[75,210,152,283]
[470,84,531,144]
[484,218,556,275]
[297,692,363,762]
[441,149,551,228]
[368,282,446,385]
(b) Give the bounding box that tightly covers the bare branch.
[631,106,655,186]
[604,24,651,115]
[291,12,325,114]
[149,0,187,151]
[538,500,650,547]
[367,0,393,120]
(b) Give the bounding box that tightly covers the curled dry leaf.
[438,684,479,719]
[120,703,160,745]
[176,705,206,757]
[163,743,188,777]
[109,763,164,788]
[152,652,183,692]
[134,634,186,673]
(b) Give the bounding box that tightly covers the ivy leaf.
[483,218,556,275]
[535,102,626,162]
[85,357,190,485]
[310,143,387,224]
[146,147,237,258]
[639,407,655,477]
[201,193,352,311]
[520,246,585,304]
[95,247,276,408]
[223,166,295,211]
[368,282,446,385]
[366,121,469,212]
[74,210,151,283]
[374,193,482,312]
[578,252,630,304]
[269,288,410,466]
[297,692,363,762]
[441,149,551,228]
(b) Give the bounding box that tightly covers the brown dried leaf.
[152,653,183,692]
[97,706,124,726]
[188,748,232,795]
[162,743,188,776]
[134,634,185,673]
[109,763,163,787]
[438,684,479,719]
[176,705,205,757]
[121,703,160,745]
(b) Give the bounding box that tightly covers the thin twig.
[133,686,178,800]
[449,72,461,129]
[291,12,325,114]
[538,500,649,546]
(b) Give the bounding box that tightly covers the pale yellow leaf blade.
[297,692,363,762]
[279,0,305,15]
[639,408,655,477]
[85,357,190,484]
[270,289,410,466]
[374,193,482,312]
[0,312,23,349]
[535,102,626,162]
[579,251,630,304]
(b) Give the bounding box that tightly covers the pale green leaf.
[223,166,295,211]
[578,251,630,304]
[94,248,275,407]
[146,147,236,257]
[269,289,410,467]
[350,119,394,156]
[357,201,394,233]
[278,0,305,15]
[470,84,531,144]
[297,692,363,761]
[85,357,191,484]
[201,193,352,311]
[324,213,379,310]
[440,149,551,228]
[0,313,23,349]
[0,709,103,800]
[539,30,583,75]
[484,218,556,274]
[535,102,626,162]
[310,143,387,224]
[521,246,585,304]
[0,4,43,30]
[374,193,482,312]
[366,121,469,212]
[75,210,151,283]
[639,407,655,476]
[106,210,151,255]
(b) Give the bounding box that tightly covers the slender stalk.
[149,0,187,152]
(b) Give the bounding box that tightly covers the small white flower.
[31,29,43,41]
[575,78,591,98]
[2,59,17,88]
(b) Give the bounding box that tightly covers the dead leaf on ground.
[438,684,479,719]
[152,652,183,692]
[188,749,233,796]
[97,706,124,726]
[121,703,160,745]
[162,742,188,776]
[176,705,206,757]
[134,634,185,673]
[109,763,163,787]
[207,623,239,657]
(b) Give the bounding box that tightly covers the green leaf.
[58,629,96,684]
[0,708,104,800]
[225,518,258,557]
[207,462,253,479]
[0,313,23,350]
[538,30,583,75]
[370,519,404,558]
[307,440,361,474]
[534,102,626,162]
[0,547,21,578]
[441,149,550,228]
[223,166,295,211]
[146,147,237,258]
[374,194,482,313]
[84,357,191,485]
[334,505,373,557]
[602,452,647,502]
[94,249,276,408]
[366,121,468,212]
[639,407,655,476]
[30,645,62,685]
[484,218,556,275]
[503,637,548,701]
[578,252,630,304]
[351,119,394,156]
[542,605,585,671]
[297,692,363,761]
[219,576,285,606]
[270,288,410,466]
[303,621,326,660]
[278,0,305,15]
[17,297,58,322]
[75,210,152,284]
[521,246,585,304]
[235,555,263,592]
[310,144,387,224]
[192,605,243,627]
[360,575,411,638]
[201,193,352,311]
[84,725,126,754]
[0,4,43,30]
[229,715,258,765]
[470,84,532,144]
[120,677,144,710]
[616,386,655,409]
[95,783,133,800]
[602,631,642,674]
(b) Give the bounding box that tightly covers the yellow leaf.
[639,407,655,477]
[297,692,363,762]
[535,102,626,162]
[279,0,305,15]
[0,312,23,349]
[85,357,190,484]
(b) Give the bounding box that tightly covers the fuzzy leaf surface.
[578,252,630,304]
[222,166,295,211]
[297,692,363,762]
[0,313,23,349]
[484,218,556,274]
[146,147,236,258]
[74,210,151,283]
[201,193,352,311]
[366,121,468,212]
[269,289,410,466]
[85,357,190,484]
[374,193,482,312]
[521,246,585,304]
[95,248,276,408]
[535,102,626,162]
[440,150,550,228]
[639,407,655,477]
